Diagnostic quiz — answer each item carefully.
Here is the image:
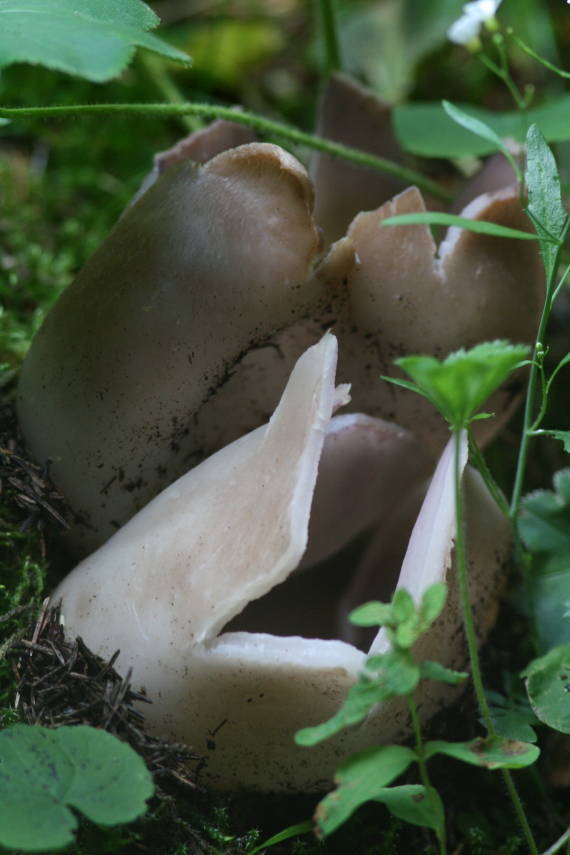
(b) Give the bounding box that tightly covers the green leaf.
[366,650,420,695]
[419,582,447,626]
[374,785,445,842]
[524,643,570,733]
[393,341,530,431]
[443,101,522,182]
[349,601,393,627]
[420,661,468,685]
[520,471,570,573]
[382,211,540,241]
[393,95,570,158]
[314,745,417,836]
[0,724,154,851]
[245,821,313,855]
[525,125,567,277]
[488,705,538,744]
[425,736,540,770]
[535,431,570,454]
[0,0,191,82]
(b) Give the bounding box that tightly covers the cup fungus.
[18,73,535,791]
[52,334,511,792]
[17,74,542,554]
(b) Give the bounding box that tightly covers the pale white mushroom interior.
[53,334,510,791]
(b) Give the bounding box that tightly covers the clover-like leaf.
[390,341,529,431]
[314,745,417,836]
[424,736,539,770]
[523,643,570,734]
[0,724,154,852]
[0,0,191,82]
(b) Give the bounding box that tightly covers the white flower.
[447,0,503,46]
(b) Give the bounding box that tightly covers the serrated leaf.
[374,785,445,841]
[525,125,567,277]
[349,601,393,627]
[540,431,570,454]
[0,724,154,851]
[382,211,540,241]
[0,0,191,82]
[314,745,417,836]
[524,643,570,733]
[425,736,540,770]
[443,101,522,182]
[420,661,468,685]
[394,95,570,159]
[394,341,530,430]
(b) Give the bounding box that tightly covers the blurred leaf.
[420,661,469,685]
[374,785,445,842]
[366,650,420,694]
[0,724,153,851]
[391,341,530,431]
[419,582,447,625]
[245,821,313,855]
[382,211,539,240]
[314,745,417,836]
[339,0,460,102]
[425,736,540,769]
[520,470,570,574]
[0,0,190,82]
[394,95,570,158]
[350,601,393,627]
[524,643,570,733]
[486,692,539,743]
[443,101,522,181]
[537,431,570,453]
[175,18,282,88]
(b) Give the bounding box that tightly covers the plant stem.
[453,429,539,855]
[509,225,568,518]
[0,102,451,202]
[453,428,494,732]
[316,0,343,75]
[407,695,447,855]
[542,828,570,855]
[140,54,199,134]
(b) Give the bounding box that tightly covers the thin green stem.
[509,228,567,518]
[316,0,343,75]
[0,101,451,202]
[453,428,494,733]
[454,430,539,855]
[140,54,199,134]
[407,695,447,855]
[542,828,570,855]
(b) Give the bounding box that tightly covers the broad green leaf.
[419,582,447,626]
[525,125,567,277]
[315,745,417,836]
[0,724,154,851]
[524,643,570,733]
[425,736,539,769]
[528,572,570,652]
[0,0,191,82]
[382,211,540,241]
[393,341,530,431]
[394,95,570,158]
[374,785,445,841]
[443,101,522,182]
[420,661,468,686]
[349,601,393,627]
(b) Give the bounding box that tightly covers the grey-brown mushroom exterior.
[52,337,511,792]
